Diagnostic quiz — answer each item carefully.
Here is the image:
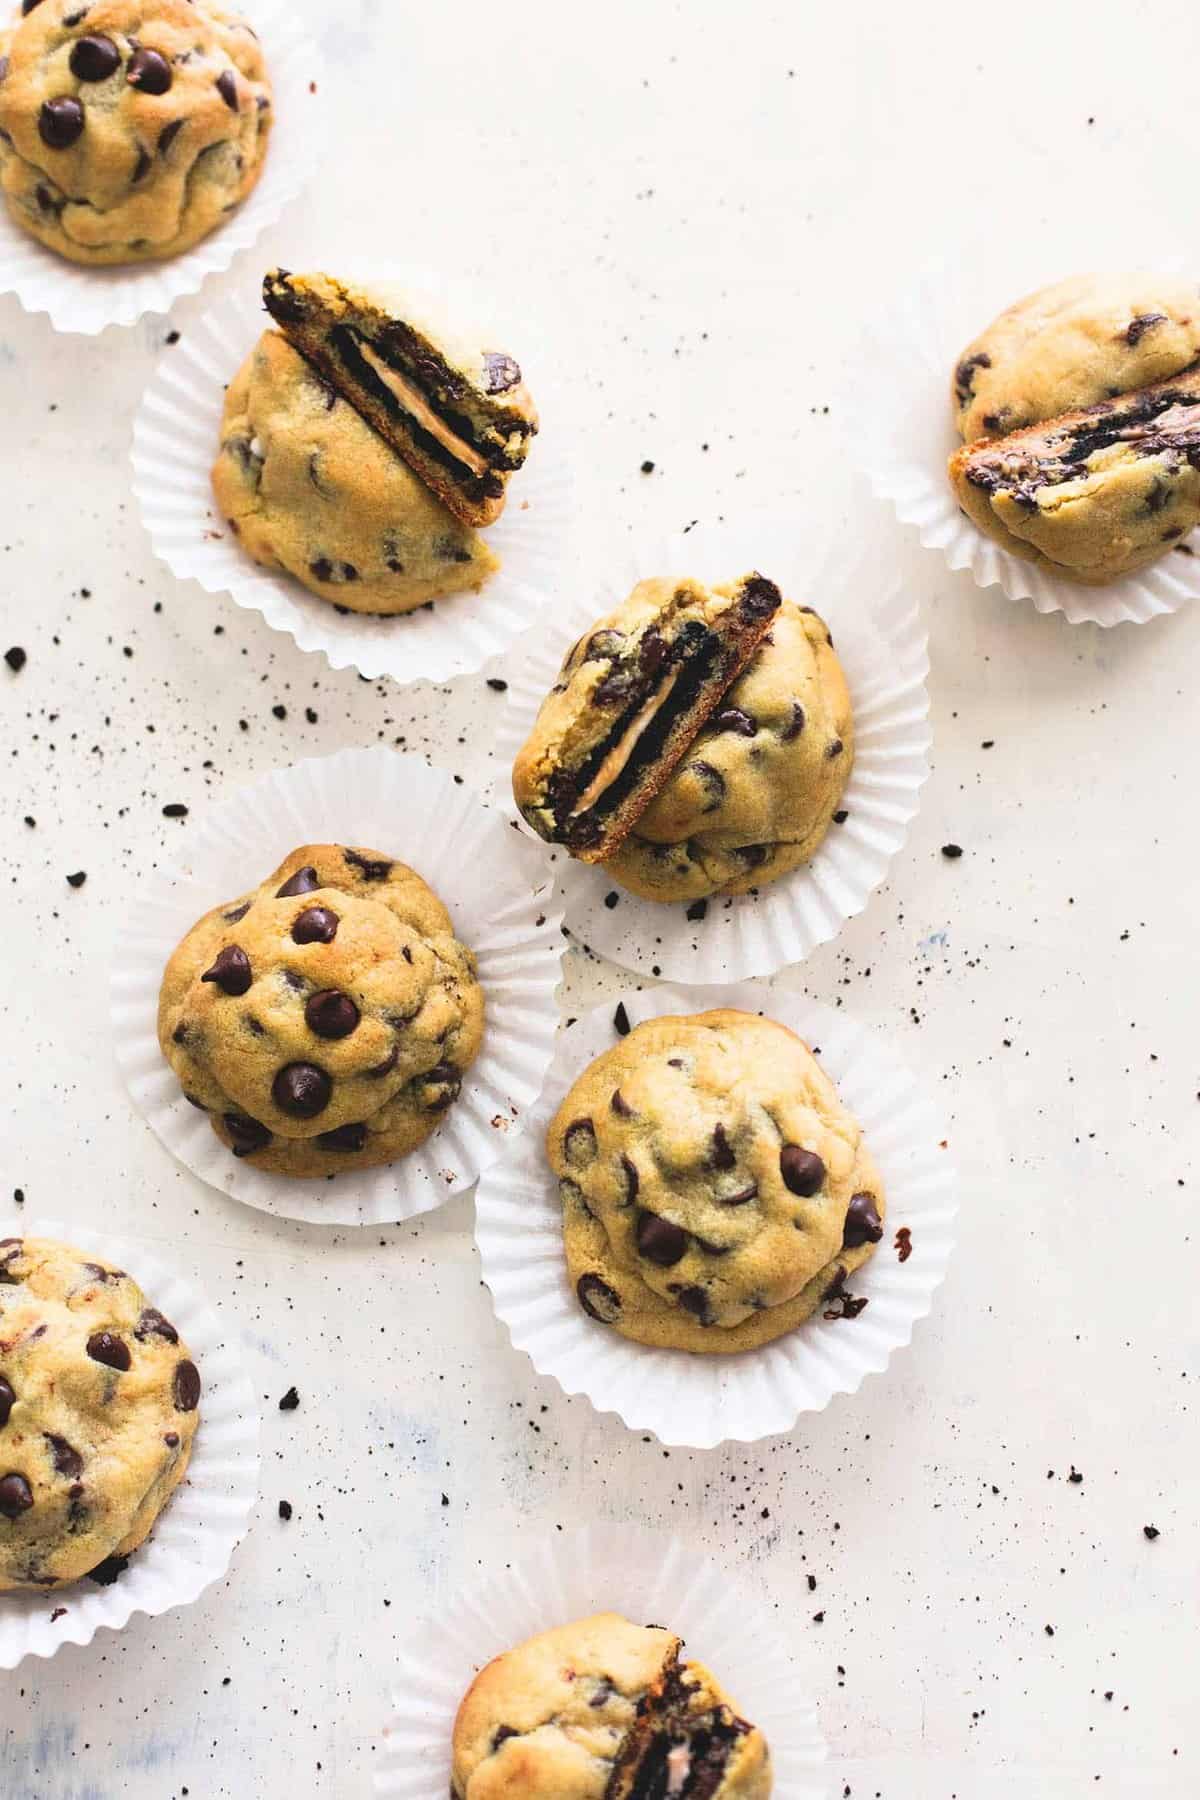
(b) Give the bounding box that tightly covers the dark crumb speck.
[604,891,619,910]
[486,677,508,692]
[66,870,87,889]
[278,1386,300,1412]
[1143,1524,1160,1541]
[832,810,848,825]
[272,704,287,721]
[278,1500,293,1522]
[162,803,188,819]
[1068,1466,1083,1484]
[640,459,655,473]
[613,1001,631,1037]
[50,1606,66,1622]
[5,646,26,673]
[165,329,181,345]
[941,843,963,859]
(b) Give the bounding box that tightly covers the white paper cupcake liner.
[0,0,322,335]
[475,984,956,1448]
[111,747,565,1227]
[859,257,1200,626]
[0,1215,260,1669]
[131,268,575,684]
[492,516,930,982]
[377,1522,828,1799]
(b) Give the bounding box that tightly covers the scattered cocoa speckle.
[162,803,188,819]
[1143,1524,1160,1541]
[486,678,508,692]
[941,843,963,859]
[5,646,26,673]
[278,1500,293,1521]
[894,1226,912,1262]
[66,870,87,888]
[278,1387,300,1412]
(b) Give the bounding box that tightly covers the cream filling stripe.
[356,339,489,478]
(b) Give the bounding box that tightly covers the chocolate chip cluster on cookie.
[549,1010,884,1354]
[212,331,498,617]
[949,272,1200,582]
[158,845,484,1178]
[0,1236,199,1592]
[0,0,272,265]
[512,574,783,865]
[603,599,853,902]
[451,1612,772,1799]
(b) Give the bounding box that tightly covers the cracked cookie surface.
[212,330,498,616]
[512,575,781,863]
[603,600,853,902]
[949,368,1200,584]
[551,1010,884,1354]
[0,0,272,265]
[451,1612,771,1799]
[953,272,1200,442]
[158,843,484,1178]
[0,1236,199,1592]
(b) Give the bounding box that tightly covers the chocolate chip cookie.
[0,0,272,265]
[0,1236,199,1591]
[158,844,485,1177]
[949,369,1200,584]
[550,1010,884,1354]
[512,575,782,863]
[953,273,1200,442]
[262,268,539,529]
[603,600,853,902]
[212,331,498,616]
[451,1612,772,1799]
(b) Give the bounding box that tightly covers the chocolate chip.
[223,901,251,923]
[4,646,25,673]
[365,1044,399,1079]
[276,865,319,898]
[782,701,806,741]
[675,1285,711,1322]
[843,1191,883,1248]
[0,1474,33,1518]
[492,1725,519,1751]
[954,352,991,404]
[304,990,360,1039]
[692,760,726,811]
[46,1435,83,1479]
[0,57,7,85]
[134,1308,178,1345]
[201,945,251,996]
[711,1123,736,1170]
[780,1145,825,1196]
[86,1332,131,1372]
[0,1378,14,1428]
[316,1122,368,1152]
[1125,312,1168,347]
[224,1113,271,1156]
[216,68,239,109]
[164,1432,180,1448]
[639,630,669,676]
[69,34,120,80]
[738,574,781,620]
[613,1002,631,1037]
[826,738,844,759]
[611,1088,633,1117]
[564,1118,598,1166]
[720,1182,758,1206]
[273,1063,331,1118]
[158,117,183,155]
[127,46,172,93]
[420,1062,461,1110]
[343,849,392,881]
[21,0,47,11]
[636,1212,688,1266]
[39,97,85,149]
[620,1153,639,1203]
[577,1273,622,1323]
[292,906,338,945]
[714,707,757,736]
[173,1360,201,1413]
[482,351,522,393]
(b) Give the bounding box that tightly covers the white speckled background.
[1,0,1197,1794]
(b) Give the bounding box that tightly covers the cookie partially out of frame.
[451,1612,772,1799]
[158,844,484,1178]
[262,268,538,529]
[0,0,272,265]
[603,599,853,902]
[212,330,498,616]
[550,1009,884,1355]
[949,369,1200,584]
[512,574,782,864]
[0,1236,200,1592]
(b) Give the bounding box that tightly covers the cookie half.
[0,1237,200,1592]
[157,844,484,1177]
[550,1009,884,1354]
[262,268,538,528]
[949,369,1200,584]
[512,574,782,863]
[451,1612,771,1799]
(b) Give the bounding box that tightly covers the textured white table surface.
[1,0,1197,1794]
